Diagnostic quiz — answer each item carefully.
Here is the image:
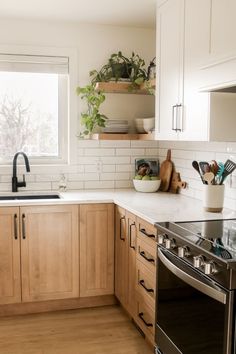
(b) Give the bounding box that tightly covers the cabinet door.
[115,206,128,306]
[80,204,114,297]
[126,211,137,317]
[207,0,236,63]
[180,0,209,141]
[0,207,21,304]
[156,0,184,140]
[21,205,79,302]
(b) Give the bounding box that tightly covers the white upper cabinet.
[156,0,236,141]
[156,0,208,141]
[200,0,236,90]
[156,0,185,140]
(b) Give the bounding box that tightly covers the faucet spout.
[12,152,31,192]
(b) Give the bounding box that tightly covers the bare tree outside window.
[0,72,59,160]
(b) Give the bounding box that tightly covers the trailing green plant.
[89,51,149,90]
[76,84,107,137]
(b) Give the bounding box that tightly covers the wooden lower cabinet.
[80,204,114,297]
[0,207,21,304]
[115,206,128,306]
[115,206,137,317]
[21,205,79,302]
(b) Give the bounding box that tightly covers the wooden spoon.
[203,172,215,185]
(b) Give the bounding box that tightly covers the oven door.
[155,247,234,354]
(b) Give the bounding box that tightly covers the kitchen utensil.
[216,162,224,184]
[169,171,187,193]
[199,161,210,174]
[203,172,215,185]
[159,149,173,192]
[192,160,205,184]
[210,160,219,176]
[220,159,236,185]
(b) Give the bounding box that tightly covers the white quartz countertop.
[0,189,235,225]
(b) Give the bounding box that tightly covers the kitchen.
[0,0,236,354]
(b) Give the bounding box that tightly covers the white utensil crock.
[203,184,225,212]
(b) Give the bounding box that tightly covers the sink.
[0,194,61,201]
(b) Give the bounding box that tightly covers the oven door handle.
[158,248,227,304]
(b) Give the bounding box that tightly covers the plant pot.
[111,63,132,79]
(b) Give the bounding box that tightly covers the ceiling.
[0,0,156,28]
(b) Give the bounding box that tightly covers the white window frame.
[0,45,77,167]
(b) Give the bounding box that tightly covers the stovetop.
[157,219,236,262]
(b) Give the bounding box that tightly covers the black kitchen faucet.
[12,152,30,192]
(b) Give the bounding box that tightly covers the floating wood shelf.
[95,80,156,95]
[91,133,155,140]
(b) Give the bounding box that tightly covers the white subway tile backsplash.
[115,164,133,172]
[145,148,158,156]
[102,165,116,172]
[77,140,100,148]
[131,140,158,148]
[68,173,99,181]
[100,140,130,148]
[1,138,236,208]
[115,180,133,188]
[101,156,130,164]
[116,148,145,156]
[84,180,115,189]
[84,148,115,156]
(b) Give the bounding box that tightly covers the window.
[0,54,69,164]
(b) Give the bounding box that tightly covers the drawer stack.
[135,217,157,345]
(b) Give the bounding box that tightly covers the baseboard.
[0,295,117,317]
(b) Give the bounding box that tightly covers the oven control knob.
[193,255,205,268]
[204,261,217,275]
[158,234,166,245]
[164,238,176,249]
[178,246,190,258]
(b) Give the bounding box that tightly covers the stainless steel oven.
[155,220,236,354]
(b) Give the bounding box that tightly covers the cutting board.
[169,171,187,194]
[159,149,173,192]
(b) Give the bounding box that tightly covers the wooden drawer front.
[137,237,156,273]
[136,260,155,309]
[135,294,155,343]
[137,217,157,248]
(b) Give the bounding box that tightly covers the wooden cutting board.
[169,171,187,193]
[159,149,173,192]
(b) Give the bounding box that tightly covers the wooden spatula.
[159,149,173,192]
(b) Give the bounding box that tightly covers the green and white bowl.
[133,179,161,193]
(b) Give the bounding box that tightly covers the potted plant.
[76,84,107,137]
[89,51,149,91]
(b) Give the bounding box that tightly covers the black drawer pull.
[139,279,154,293]
[140,228,155,238]
[138,312,153,327]
[140,251,155,263]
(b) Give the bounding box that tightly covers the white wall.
[0,18,157,191]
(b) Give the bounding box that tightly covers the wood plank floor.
[0,305,153,354]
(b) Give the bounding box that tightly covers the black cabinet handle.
[129,222,136,249]
[139,279,154,293]
[138,312,153,327]
[14,214,18,240]
[139,251,155,263]
[22,214,26,239]
[140,228,155,238]
[119,216,125,241]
